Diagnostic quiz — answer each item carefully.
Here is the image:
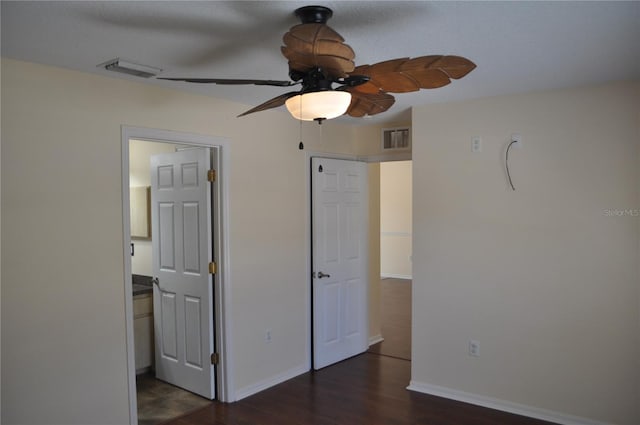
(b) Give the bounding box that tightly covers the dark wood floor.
[164,353,557,425]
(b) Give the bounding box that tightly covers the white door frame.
[121,126,235,425]
[304,150,366,370]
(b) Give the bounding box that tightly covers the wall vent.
[382,127,411,151]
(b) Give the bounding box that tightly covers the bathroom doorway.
[121,126,233,425]
[130,139,213,424]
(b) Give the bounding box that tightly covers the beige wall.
[367,163,382,342]
[0,58,357,425]
[411,82,640,424]
[129,139,179,187]
[0,54,3,417]
[380,160,412,278]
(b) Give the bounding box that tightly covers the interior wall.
[129,139,179,187]
[367,163,382,342]
[0,51,3,418]
[380,160,412,279]
[410,81,640,424]
[0,58,358,425]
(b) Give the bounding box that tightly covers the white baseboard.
[368,334,384,346]
[407,380,611,425]
[135,366,152,375]
[235,364,308,401]
[381,274,412,280]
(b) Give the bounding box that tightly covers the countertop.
[133,274,153,296]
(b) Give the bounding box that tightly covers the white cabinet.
[133,293,154,373]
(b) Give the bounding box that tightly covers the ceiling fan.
[159,5,476,123]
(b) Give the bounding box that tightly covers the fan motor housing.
[299,68,333,93]
[294,6,333,24]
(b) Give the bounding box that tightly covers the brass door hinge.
[207,169,216,182]
[208,262,217,274]
[211,352,220,365]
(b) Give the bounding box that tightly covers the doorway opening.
[306,154,413,371]
[121,127,233,425]
[131,140,213,424]
[368,160,413,361]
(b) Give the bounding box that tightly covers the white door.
[312,157,368,370]
[151,148,215,399]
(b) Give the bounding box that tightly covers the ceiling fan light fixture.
[285,91,352,121]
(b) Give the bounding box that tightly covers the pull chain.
[298,96,304,150]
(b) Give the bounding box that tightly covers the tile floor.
[136,373,211,425]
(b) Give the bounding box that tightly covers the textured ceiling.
[2,1,639,125]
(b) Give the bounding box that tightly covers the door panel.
[160,292,178,360]
[151,148,215,399]
[158,203,176,270]
[312,158,368,370]
[184,296,202,368]
[323,282,340,344]
[183,202,201,273]
[345,279,360,335]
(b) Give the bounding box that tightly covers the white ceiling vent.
[382,127,411,151]
[98,58,162,78]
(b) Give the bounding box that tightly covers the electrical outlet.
[265,329,272,343]
[471,136,482,153]
[469,340,480,357]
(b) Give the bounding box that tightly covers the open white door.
[151,148,215,399]
[312,157,368,370]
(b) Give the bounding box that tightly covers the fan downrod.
[294,6,333,24]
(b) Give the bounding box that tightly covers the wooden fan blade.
[351,55,476,94]
[158,77,296,87]
[281,47,355,79]
[281,23,355,78]
[347,65,380,94]
[345,89,395,118]
[283,32,355,62]
[237,91,300,117]
[419,55,477,79]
